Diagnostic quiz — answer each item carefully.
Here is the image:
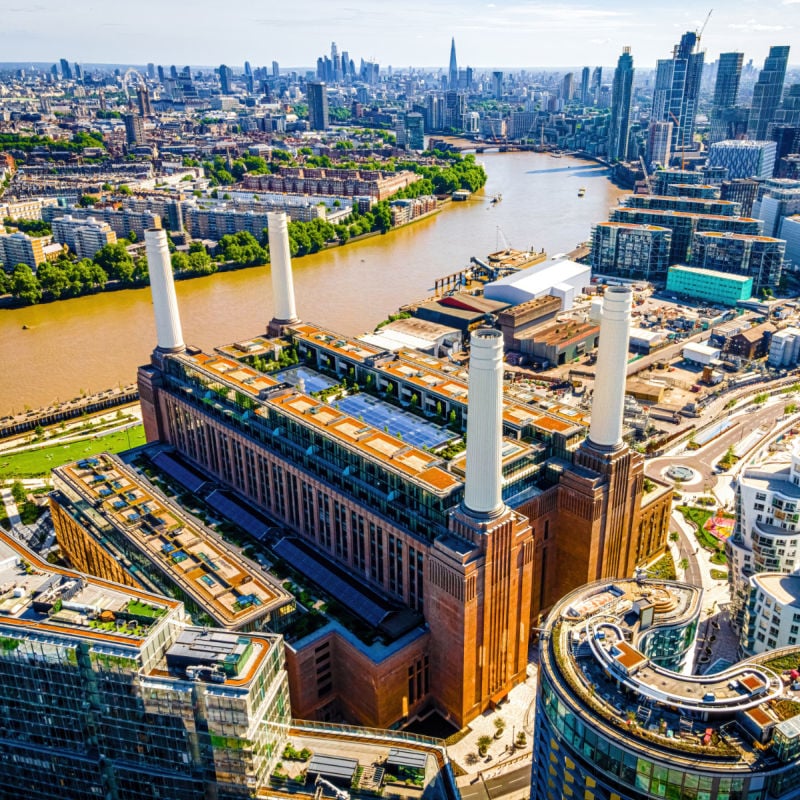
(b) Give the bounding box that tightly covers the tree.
[493,717,506,738]
[36,261,70,299]
[374,201,392,233]
[477,735,492,757]
[679,557,689,572]
[128,230,138,243]
[94,243,135,282]
[78,194,99,207]
[219,231,268,267]
[188,250,215,275]
[118,184,132,196]
[9,263,41,304]
[171,252,190,273]
[11,480,26,504]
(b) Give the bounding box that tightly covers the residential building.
[0,231,49,270]
[609,206,763,267]
[621,193,741,217]
[721,178,759,217]
[243,166,419,202]
[709,52,744,144]
[43,204,161,241]
[748,46,791,140]
[731,442,800,633]
[666,265,753,305]
[651,168,706,195]
[769,326,800,367]
[0,527,292,799]
[533,576,800,800]
[0,197,58,221]
[744,573,800,655]
[646,121,672,169]
[608,47,634,162]
[780,214,800,269]
[590,221,672,281]
[51,214,116,259]
[707,139,777,180]
[690,231,785,291]
[652,31,704,152]
[307,81,329,130]
[752,178,800,237]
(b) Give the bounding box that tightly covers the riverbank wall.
[0,385,139,439]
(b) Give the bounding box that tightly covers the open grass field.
[0,425,145,478]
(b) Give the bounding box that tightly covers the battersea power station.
[133,216,670,730]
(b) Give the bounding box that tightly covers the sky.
[2,0,798,70]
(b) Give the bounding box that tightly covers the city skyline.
[2,0,797,70]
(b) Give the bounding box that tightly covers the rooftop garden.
[550,621,741,759]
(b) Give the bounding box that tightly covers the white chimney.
[464,328,504,517]
[145,228,184,352]
[267,211,299,326]
[589,287,632,449]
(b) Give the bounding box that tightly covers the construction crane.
[697,9,713,46]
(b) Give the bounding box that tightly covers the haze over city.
[2,0,797,67]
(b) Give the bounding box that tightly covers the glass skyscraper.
[710,52,744,144]
[748,46,790,140]
[652,31,704,153]
[608,47,634,162]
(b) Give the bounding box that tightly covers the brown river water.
[0,151,627,415]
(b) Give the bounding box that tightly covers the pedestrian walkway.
[446,663,537,777]
[0,487,21,528]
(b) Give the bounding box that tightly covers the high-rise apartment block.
[752,178,800,237]
[748,45,791,140]
[610,205,762,267]
[730,443,800,654]
[646,120,672,169]
[690,231,785,291]
[590,221,671,280]
[0,231,49,271]
[608,47,634,162]
[51,214,116,259]
[306,81,329,130]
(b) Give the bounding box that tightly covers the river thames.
[0,151,628,415]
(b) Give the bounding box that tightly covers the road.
[459,764,532,800]
[645,399,788,491]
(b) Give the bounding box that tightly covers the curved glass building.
[533,578,800,800]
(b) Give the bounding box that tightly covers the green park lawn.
[677,504,729,564]
[0,425,146,479]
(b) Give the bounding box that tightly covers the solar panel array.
[334,394,453,450]
[151,451,206,493]
[273,538,388,627]
[205,491,271,540]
